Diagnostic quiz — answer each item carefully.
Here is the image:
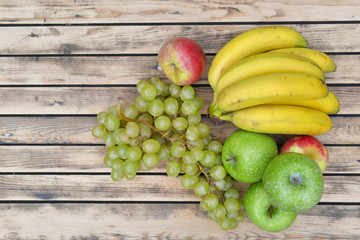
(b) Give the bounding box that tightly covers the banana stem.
[218,114,232,121]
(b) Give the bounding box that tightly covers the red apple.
[158,37,206,86]
[280,135,329,172]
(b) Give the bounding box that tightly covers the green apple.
[262,152,324,212]
[222,129,278,183]
[244,181,297,232]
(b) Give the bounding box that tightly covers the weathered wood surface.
[0,24,359,55]
[1,0,359,24]
[1,204,359,239]
[0,55,358,85]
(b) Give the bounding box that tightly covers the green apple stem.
[290,172,303,185]
[268,205,274,219]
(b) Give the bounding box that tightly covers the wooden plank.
[0,55,357,85]
[0,175,357,202]
[0,0,359,24]
[0,24,359,55]
[0,204,359,239]
[0,116,359,145]
[0,146,358,174]
[0,86,356,114]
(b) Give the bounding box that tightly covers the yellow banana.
[269,91,340,114]
[211,73,329,116]
[208,26,308,89]
[219,104,332,135]
[269,47,336,72]
[215,52,325,94]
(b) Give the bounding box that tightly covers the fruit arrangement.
[92,26,338,232]
[207,26,340,135]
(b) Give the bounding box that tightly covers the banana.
[208,26,308,89]
[215,52,325,95]
[210,73,329,116]
[269,91,340,114]
[219,104,332,135]
[269,47,336,72]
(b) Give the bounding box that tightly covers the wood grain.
[0,86,356,114]
[0,146,359,174]
[0,0,359,24]
[0,175,357,202]
[0,24,359,55]
[0,55,358,85]
[1,116,359,145]
[0,204,359,239]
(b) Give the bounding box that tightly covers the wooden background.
[0,0,360,239]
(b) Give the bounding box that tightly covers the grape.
[208,140,223,154]
[200,150,216,167]
[161,83,170,97]
[229,218,239,230]
[181,100,198,116]
[181,174,199,189]
[214,179,226,190]
[173,117,188,130]
[116,144,129,159]
[97,112,108,124]
[194,181,209,197]
[107,146,119,160]
[223,175,233,191]
[104,132,115,147]
[139,122,152,139]
[169,84,181,98]
[149,76,160,84]
[142,139,161,154]
[137,113,153,124]
[164,97,180,115]
[126,145,142,162]
[170,141,186,157]
[111,159,124,171]
[148,99,164,117]
[210,165,227,180]
[142,153,159,168]
[103,155,113,168]
[224,197,240,213]
[154,116,171,131]
[224,188,240,200]
[208,210,217,221]
[197,123,210,138]
[151,133,166,145]
[112,128,125,145]
[193,96,204,110]
[104,114,120,131]
[123,105,139,120]
[219,216,231,231]
[92,125,107,138]
[187,138,205,150]
[202,134,212,147]
[135,95,149,112]
[166,160,180,177]
[213,204,227,220]
[186,125,199,141]
[203,193,219,210]
[228,211,245,223]
[111,169,124,181]
[180,85,195,101]
[136,80,148,93]
[128,136,139,146]
[126,122,140,138]
[191,147,204,162]
[125,174,136,180]
[157,145,170,161]
[183,163,198,175]
[187,111,201,125]
[141,83,157,101]
[118,131,130,144]
[182,151,196,165]
[152,79,165,96]
[123,160,140,175]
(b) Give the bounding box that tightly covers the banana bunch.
[208,26,339,135]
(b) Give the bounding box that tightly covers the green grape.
[123,160,140,175]
[208,209,217,221]
[224,198,240,213]
[169,84,181,98]
[149,76,160,84]
[104,132,115,147]
[118,131,130,144]
[224,188,240,200]
[197,123,210,138]
[181,100,198,116]
[161,82,170,97]
[194,181,209,197]
[97,112,108,124]
[109,106,120,118]
[203,193,219,210]
[126,145,143,162]
[229,218,239,230]
[111,169,124,181]
[185,125,199,141]
[111,159,124,171]
[187,111,201,125]
[210,165,227,180]
[123,105,139,120]
[228,211,245,223]
[139,122,152,139]
[143,153,159,168]
[166,160,181,177]
[107,146,120,160]
[219,216,231,231]
[181,174,199,189]
[104,114,120,131]
[191,147,204,162]
[208,140,223,154]
[139,159,152,171]
[183,163,199,175]
[116,144,129,159]
[223,175,233,191]
[157,145,170,161]
[142,139,161,154]
[200,198,210,211]
[152,79,165,96]
[173,117,188,130]
[148,99,165,117]
[200,150,216,167]
[154,116,171,131]
[135,95,149,112]
[215,154,222,165]
[92,125,107,139]
[125,122,140,138]
[213,204,227,220]
[128,136,139,146]
[214,179,226,190]
[151,133,166,145]
[140,83,157,101]
[136,80,148,94]
[164,97,180,115]
[170,141,186,157]
[179,85,195,101]
[193,96,204,110]
[137,113,154,124]
[103,155,113,168]
[182,151,196,164]
[112,128,125,145]
[187,138,205,150]
[202,134,212,147]
[125,173,136,180]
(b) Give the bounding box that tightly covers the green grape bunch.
[92,76,244,230]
